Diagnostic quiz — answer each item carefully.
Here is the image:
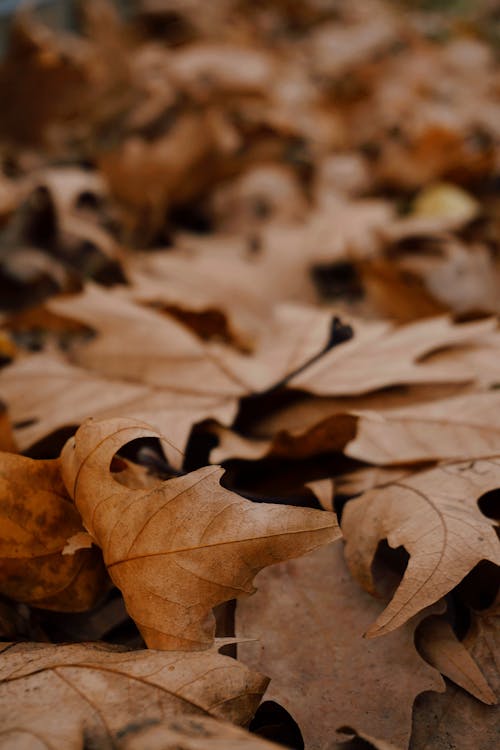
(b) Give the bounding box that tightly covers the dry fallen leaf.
[345,390,500,466]
[60,416,340,650]
[212,389,500,467]
[0,403,16,453]
[0,351,237,467]
[119,714,282,750]
[342,458,500,637]
[410,596,500,750]
[289,316,497,396]
[416,615,496,704]
[0,452,106,611]
[236,542,443,750]
[0,639,269,749]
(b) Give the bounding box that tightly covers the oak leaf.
[288,315,496,395]
[0,452,106,611]
[60,417,340,650]
[0,351,236,467]
[212,390,500,466]
[417,615,496,704]
[342,458,500,636]
[411,596,499,750]
[236,542,443,750]
[0,640,268,749]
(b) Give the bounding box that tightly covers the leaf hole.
[249,701,304,749]
[477,488,500,521]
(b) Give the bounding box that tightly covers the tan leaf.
[345,390,500,465]
[410,597,500,750]
[60,417,340,650]
[289,316,497,396]
[236,542,443,750]
[48,284,335,395]
[342,458,500,636]
[0,452,106,611]
[0,640,269,749]
[213,390,500,467]
[119,714,282,750]
[417,616,496,704]
[0,352,236,468]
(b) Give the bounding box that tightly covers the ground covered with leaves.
[0,1,499,748]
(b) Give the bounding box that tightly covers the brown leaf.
[0,403,16,453]
[416,616,496,704]
[212,390,500,467]
[289,316,497,396]
[0,640,269,748]
[0,452,106,611]
[410,597,500,750]
[119,714,282,750]
[0,352,236,468]
[236,542,443,750]
[345,390,500,466]
[342,459,500,636]
[60,417,340,650]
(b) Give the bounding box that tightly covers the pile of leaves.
[0,1,499,748]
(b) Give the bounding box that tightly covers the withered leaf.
[342,458,500,637]
[60,417,340,650]
[410,596,500,750]
[119,714,281,750]
[289,316,497,396]
[0,351,236,467]
[0,452,106,611]
[0,640,268,749]
[417,615,496,704]
[237,542,443,750]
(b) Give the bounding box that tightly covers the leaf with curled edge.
[342,458,500,637]
[0,451,106,611]
[60,417,340,651]
[0,640,269,750]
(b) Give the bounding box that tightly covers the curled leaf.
[0,452,106,611]
[61,417,340,650]
[342,458,500,636]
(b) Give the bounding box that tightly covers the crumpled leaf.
[0,452,106,611]
[0,639,269,749]
[60,417,340,650]
[236,542,443,750]
[342,458,500,637]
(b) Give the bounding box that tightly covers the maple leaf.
[0,451,106,611]
[60,417,340,650]
[236,542,443,750]
[0,640,269,748]
[342,458,500,637]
